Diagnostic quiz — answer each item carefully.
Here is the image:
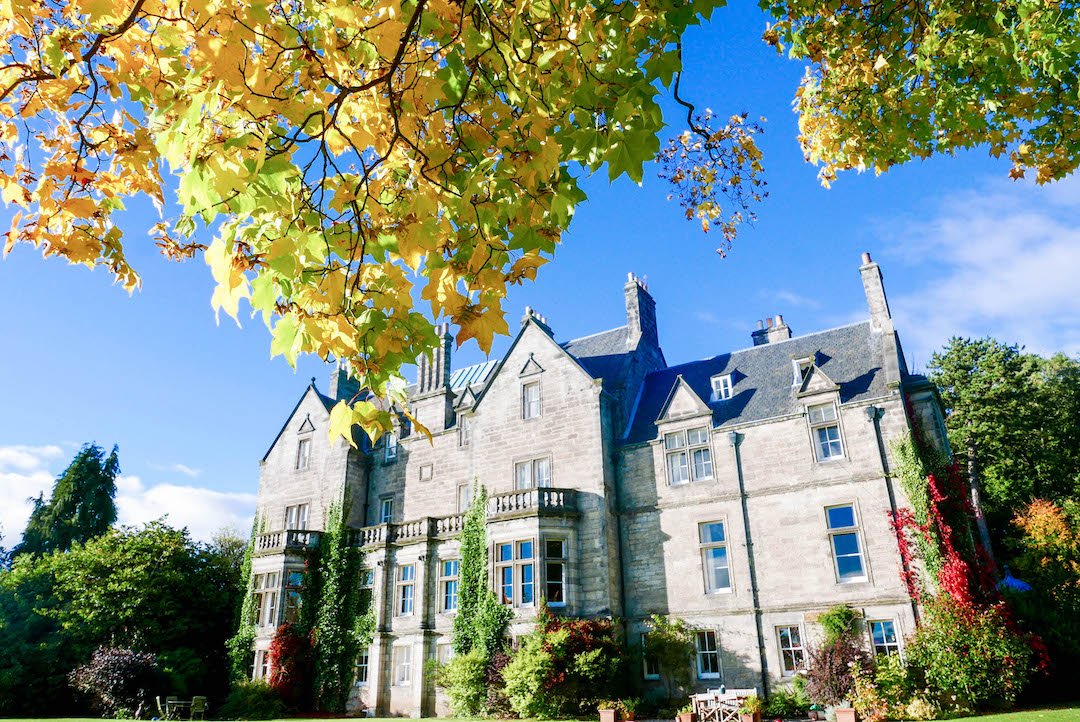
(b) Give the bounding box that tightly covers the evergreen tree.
[16,443,120,557]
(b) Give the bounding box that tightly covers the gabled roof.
[624,321,890,443]
[798,363,840,396]
[261,382,335,462]
[656,375,711,422]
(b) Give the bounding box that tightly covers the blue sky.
[2,0,1078,542]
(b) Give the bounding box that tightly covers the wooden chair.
[190,696,207,720]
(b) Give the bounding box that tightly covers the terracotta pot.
[623,713,637,721]
[677,712,697,722]
[740,713,762,722]
[600,709,618,722]
[835,708,857,722]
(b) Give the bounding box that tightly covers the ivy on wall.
[451,485,512,658]
[226,517,259,680]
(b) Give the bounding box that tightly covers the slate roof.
[449,360,499,391]
[624,321,890,443]
[560,326,631,380]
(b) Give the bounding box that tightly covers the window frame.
[458,414,472,447]
[392,645,412,686]
[495,538,536,608]
[826,503,868,583]
[284,503,309,530]
[254,572,280,628]
[440,559,460,613]
[793,357,813,385]
[642,634,661,680]
[514,456,553,489]
[283,569,304,624]
[543,537,567,608]
[396,563,415,616]
[710,374,734,401]
[663,426,713,486]
[522,380,542,420]
[776,625,807,676]
[379,497,393,524]
[457,482,473,512]
[695,629,722,680]
[384,430,398,462]
[808,402,845,461]
[868,619,902,658]
[698,520,732,594]
[354,647,370,687]
[296,437,311,470]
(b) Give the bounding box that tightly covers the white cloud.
[149,462,202,479]
[878,177,1080,366]
[761,289,822,310]
[115,475,255,542]
[0,445,62,545]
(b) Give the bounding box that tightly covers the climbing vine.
[226,516,260,680]
[311,501,375,713]
[452,485,512,658]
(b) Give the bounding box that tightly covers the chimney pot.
[775,314,784,326]
[861,251,873,265]
[766,317,774,328]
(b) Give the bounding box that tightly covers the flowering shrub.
[803,633,871,707]
[68,647,163,717]
[906,596,1033,712]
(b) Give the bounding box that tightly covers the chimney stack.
[859,252,893,334]
[625,272,658,348]
[751,314,792,345]
[417,322,453,394]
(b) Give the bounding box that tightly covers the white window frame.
[440,559,460,612]
[710,374,733,401]
[384,430,398,462]
[664,426,713,486]
[380,497,393,524]
[254,649,271,680]
[699,521,732,594]
[695,630,722,679]
[255,572,280,628]
[354,648,370,687]
[457,482,473,512]
[808,402,844,461]
[514,456,552,489]
[296,438,311,470]
[396,563,415,616]
[495,539,535,607]
[543,537,567,607]
[392,645,412,685]
[419,463,434,481]
[869,619,902,658]
[437,642,454,665]
[776,625,807,676]
[284,503,309,530]
[826,503,868,583]
[793,357,813,385]
[522,380,542,419]
[458,415,472,447]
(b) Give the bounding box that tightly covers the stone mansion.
[248,253,948,717]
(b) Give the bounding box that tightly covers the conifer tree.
[16,443,120,557]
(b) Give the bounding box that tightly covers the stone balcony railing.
[255,487,577,555]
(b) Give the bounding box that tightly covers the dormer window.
[793,357,813,385]
[710,374,733,401]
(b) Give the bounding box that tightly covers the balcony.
[254,529,321,555]
[255,488,577,555]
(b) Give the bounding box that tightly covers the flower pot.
[622,714,637,721]
[600,710,618,722]
[835,708,856,722]
[677,712,697,722]
[808,712,819,721]
[740,713,762,722]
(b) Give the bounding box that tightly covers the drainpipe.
[865,405,920,624]
[729,431,769,697]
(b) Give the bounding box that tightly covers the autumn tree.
[764,0,1080,185]
[15,442,120,558]
[0,0,765,441]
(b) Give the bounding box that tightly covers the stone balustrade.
[256,488,577,555]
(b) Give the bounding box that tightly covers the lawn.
[5,710,1078,722]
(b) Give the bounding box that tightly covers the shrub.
[267,623,312,710]
[217,680,286,720]
[818,605,860,644]
[803,633,871,707]
[906,596,1033,712]
[484,648,514,718]
[69,646,163,718]
[435,646,489,717]
[641,614,696,707]
[765,677,810,717]
[501,607,627,718]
